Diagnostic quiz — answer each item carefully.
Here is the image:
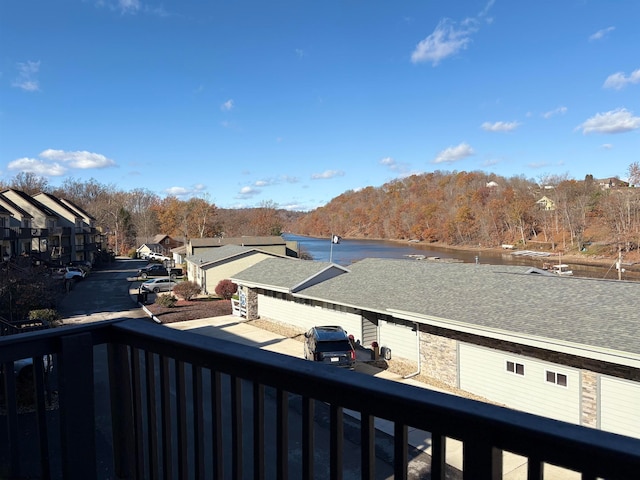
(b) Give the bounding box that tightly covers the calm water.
[283,233,635,281]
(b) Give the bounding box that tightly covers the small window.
[506,361,524,376]
[546,370,568,387]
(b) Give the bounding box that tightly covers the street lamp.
[164,257,175,278]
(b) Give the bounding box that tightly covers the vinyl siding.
[600,376,640,439]
[459,344,580,424]
[378,320,418,363]
[257,295,362,342]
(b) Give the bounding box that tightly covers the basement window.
[506,361,525,376]
[546,370,568,387]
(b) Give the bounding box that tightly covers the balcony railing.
[1,319,639,480]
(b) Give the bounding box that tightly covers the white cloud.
[7,158,66,176]
[601,144,614,150]
[589,26,615,41]
[39,149,116,168]
[311,170,345,180]
[7,149,116,176]
[379,156,411,174]
[164,184,207,197]
[433,143,475,164]
[411,1,494,66]
[411,18,476,65]
[603,68,640,90]
[542,106,567,119]
[221,99,234,111]
[576,108,640,134]
[481,121,520,132]
[12,61,41,92]
[118,0,141,14]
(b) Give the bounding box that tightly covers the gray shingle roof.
[231,257,336,290]
[237,257,640,356]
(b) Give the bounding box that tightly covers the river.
[282,233,637,281]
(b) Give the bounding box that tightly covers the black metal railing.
[1,319,639,480]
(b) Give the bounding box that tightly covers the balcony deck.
[1,319,639,479]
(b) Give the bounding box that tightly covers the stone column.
[245,287,259,320]
[581,370,598,429]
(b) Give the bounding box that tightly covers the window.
[546,370,568,387]
[506,361,524,376]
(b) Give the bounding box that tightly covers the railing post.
[108,343,135,479]
[463,434,502,480]
[59,333,97,480]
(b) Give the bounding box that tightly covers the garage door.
[600,376,640,439]
[459,344,580,424]
[257,295,362,342]
[378,320,418,363]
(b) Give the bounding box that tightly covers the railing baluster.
[253,383,265,480]
[302,397,315,480]
[330,404,343,480]
[276,388,289,480]
[1,361,19,479]
[192,364,205,479]
[33,355,51,480]
[527,456,542,480]
[360,412,375,480]
[160,355,172,478]
[59,333,96,480]
[210,370,223,480]
[394,422,408,479]
[463,435,502,480]
[175,359,188,480]
[108,344,135,479]
[431,432,446,479]
[145,351,159,480]
[231,375,243,479]
[130,347,145,479]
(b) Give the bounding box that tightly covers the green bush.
[215,279,237,300]
[155,294,177,308]
[173,281,202,301]
[28,308,61,326]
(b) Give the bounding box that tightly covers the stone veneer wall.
[244,287,259,320]
[419,331,458,388]
[581,371,598,428]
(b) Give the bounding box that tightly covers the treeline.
[1,173,302,255]
[291,169,640,256]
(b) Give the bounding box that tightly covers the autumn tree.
[8,172,50,195]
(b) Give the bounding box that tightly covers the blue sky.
[1,1,639,211]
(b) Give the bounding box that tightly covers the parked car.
[53,266,85,280]
[140,277,177,293]
[304,326,356,369]
[137,263,182,279]
[147,252,171,262]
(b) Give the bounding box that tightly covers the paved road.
[57,257,147,323]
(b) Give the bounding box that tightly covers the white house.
[231,257,640,440]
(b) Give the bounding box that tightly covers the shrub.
[173,281,202,301]
[155,294,177,308]
[215,279,237,300]
[29,308,61,327]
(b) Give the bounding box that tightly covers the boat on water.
[547,263,574,276]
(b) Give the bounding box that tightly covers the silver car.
[140,277,177,293]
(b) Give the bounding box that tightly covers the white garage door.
[378,320,418,363]
[600,376,640,439]
[459,344,580,424]
[257,295,362,342]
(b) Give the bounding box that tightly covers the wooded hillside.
[291,170,640,257]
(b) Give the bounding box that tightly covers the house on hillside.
[598,177,630,189]
[231,258,640,440]
[535,195,556,211]
[185,244,290,295]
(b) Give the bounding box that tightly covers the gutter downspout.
[403,322,421,379]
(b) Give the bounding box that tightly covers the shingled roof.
[233,257,640,359]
